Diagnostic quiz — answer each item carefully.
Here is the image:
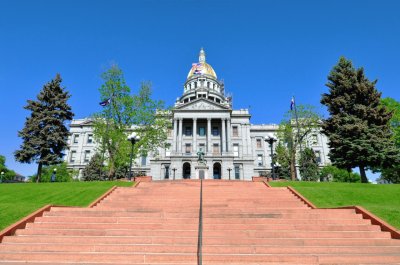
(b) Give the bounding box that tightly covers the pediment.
[175,99,229,111]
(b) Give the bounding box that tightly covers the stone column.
[178,118,183,153]
[173,118,177,152]
[226,118,232,152]
[207,118,212,153]
[221,118,226,153]
[193,118,197,153]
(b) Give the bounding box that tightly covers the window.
[199,127,205,136]
[84,150,90,162]
[232,126,238,137]
[69,151,77,163]
[185,144,192,154]
[207,82,210,88]
[257,154,263,166]
[256,139,262,148]
[87,134,93,144]
[233,144,239,157]
[195,82,197,88]
[213,144,219,154]
[315,150,321,164]
[234,165,240,180]
[212,127,219,136]
[185,126,192,136]
[141,156,147,166]
[199,143,205,152]
[73,134,79,144]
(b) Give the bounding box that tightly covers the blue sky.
[1,0,399,180]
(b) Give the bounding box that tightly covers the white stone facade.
[65,49,330,180]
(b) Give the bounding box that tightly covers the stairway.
[0,180,399,264]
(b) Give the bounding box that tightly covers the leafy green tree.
[82,153,105,181]
[320,165,361,182]
[379,97,400,183]
[274,142,291,179]
[277,104,322,180]
[0,155,16,181]
[321,57,398,183]
[381,97,400,146]
[299,148,319,181]
[15,74,74,182]
[30,163,75,182]
[93,65,169,180]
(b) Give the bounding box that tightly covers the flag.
[290,97,295,110]
[194,69,203,75]
[99,98,111,107]
[192,63,202,67]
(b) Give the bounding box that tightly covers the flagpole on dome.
[291,95,302,180]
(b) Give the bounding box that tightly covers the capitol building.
[66,49,330,180]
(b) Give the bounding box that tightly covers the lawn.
[0,181,133,231]
[269,181,400,229]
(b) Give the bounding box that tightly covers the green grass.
[270,181,400,229]
[0,181,133,231]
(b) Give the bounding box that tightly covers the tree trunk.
[359,165,368,183]
[36,162,42,183]
[290,149,297,181]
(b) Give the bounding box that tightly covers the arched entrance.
[183,162,191,179]
[213,162,221,179]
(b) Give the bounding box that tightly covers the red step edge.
[286,185,400,240]
[0,181,140,243]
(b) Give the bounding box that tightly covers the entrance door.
[213,163,221,179]
[183,162,191,179]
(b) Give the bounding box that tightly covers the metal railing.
[197,178,203,265]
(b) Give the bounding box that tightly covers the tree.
[82,153,105,181]
[277,104,322,180]
[93,65,169,179]
[379,97,400,183]
[321,57,397,183]
[15,74,74,182]
[0,155,16,181]
[320,165,361,182]
[299,148,319,181]
[30,162,75,182]
[274,142,291,179]
[381,97,400,146]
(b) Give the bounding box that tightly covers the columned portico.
[178,118,183,153]
[221,118,226,153]
[227,118,231,152]
[193,118,197,152]
[173,118,177,152]
[207,118,212,154]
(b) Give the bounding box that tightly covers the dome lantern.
[187,48,217,79]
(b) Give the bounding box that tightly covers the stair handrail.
[197,178,203,265]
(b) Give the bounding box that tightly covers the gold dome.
[187,48,217,79]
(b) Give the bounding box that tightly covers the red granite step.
[0,180,399,265]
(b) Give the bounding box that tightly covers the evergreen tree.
[15,74,74,182]
[321,57,397,183]
[82,153,105,181]
[299,148,320,181]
